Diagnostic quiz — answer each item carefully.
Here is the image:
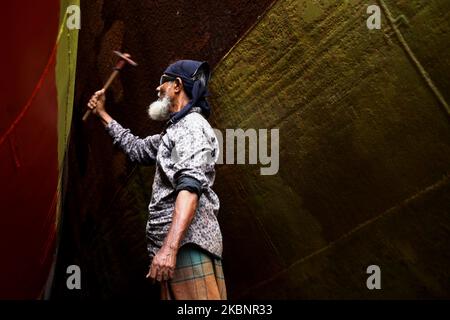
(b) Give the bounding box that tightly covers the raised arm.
[87,89,161,164]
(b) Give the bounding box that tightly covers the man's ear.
[174,77,183,93]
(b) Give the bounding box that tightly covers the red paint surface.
[0,1,59,299]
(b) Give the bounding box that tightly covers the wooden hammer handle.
[82,70,120,122]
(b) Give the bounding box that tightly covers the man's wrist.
[97,110,112,126]
[97,109,106,118]
[162,241,179,253]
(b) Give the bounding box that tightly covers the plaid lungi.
[161,244,227,300]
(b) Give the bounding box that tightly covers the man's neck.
[171,94,190,113]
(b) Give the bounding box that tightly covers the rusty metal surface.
[210,0,450,298]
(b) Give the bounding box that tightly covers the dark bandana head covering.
[163,60,211,125]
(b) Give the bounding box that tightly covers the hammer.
[82,50,138,121]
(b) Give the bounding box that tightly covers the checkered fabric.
[161,244,227,300]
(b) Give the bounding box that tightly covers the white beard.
[147,94,172,121]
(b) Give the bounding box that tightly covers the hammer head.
[113,50,138,67]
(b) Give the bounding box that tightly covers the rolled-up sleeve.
[105,119,161,165]
[171,124,216,197]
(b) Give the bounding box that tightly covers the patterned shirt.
[105,107,223,259]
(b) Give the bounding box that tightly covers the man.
[87,60,226,300]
